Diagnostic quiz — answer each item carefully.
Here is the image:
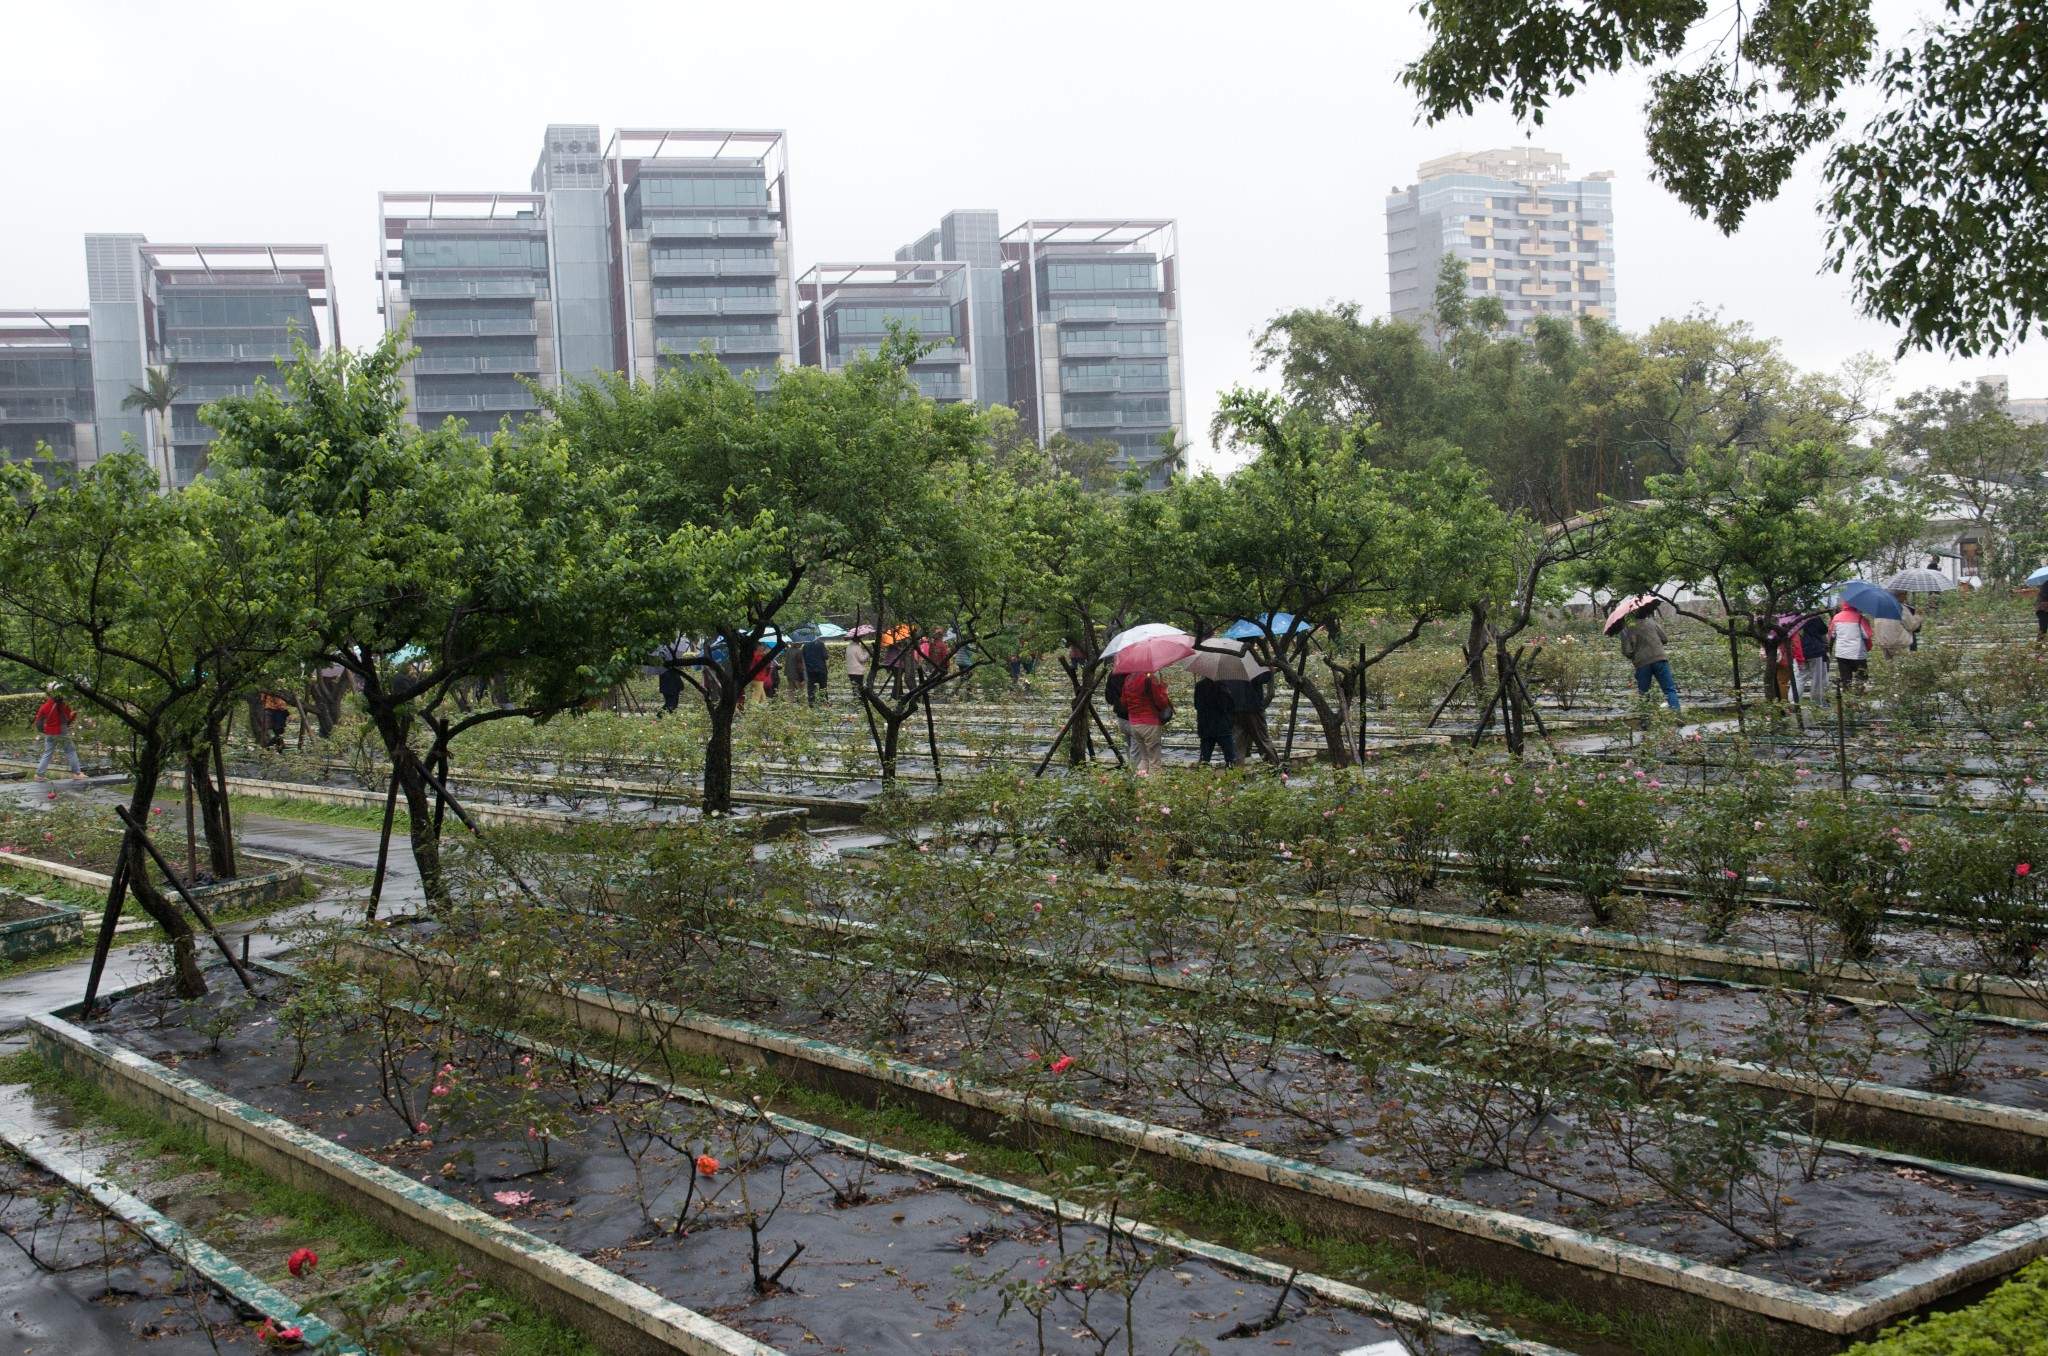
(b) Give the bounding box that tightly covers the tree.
[1188,389,1519,765]
[543,337,979,814]
[1402,0,2048,356]
[1588,440,1918,714]
[207,333,728,905]
[120,365,184,489]
[1887,382,2048,583]
[0,453,288,996]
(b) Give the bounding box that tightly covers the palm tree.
[121,365,184,489]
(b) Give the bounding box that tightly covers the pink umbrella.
[1101,623,1195,675]
[1603,594,1662,636]
[846,624,877,638]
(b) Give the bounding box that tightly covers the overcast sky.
[8,1,2043,473]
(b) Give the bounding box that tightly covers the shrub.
[1665,774,1785,941]
[1911,814,2048,978]
[1540,764,1659,924]
[1779,798,1915,962]
[1368,770,1456,905]
[1843,1255,2048,1354]
[1446,765,1545,902]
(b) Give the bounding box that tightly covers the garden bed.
[343,932,2048,1353]
[36,970,1543,1356]
[0,888,84,961]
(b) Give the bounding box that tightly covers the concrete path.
[0,813,420,1040]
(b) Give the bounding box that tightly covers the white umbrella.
[1100,623,1195,675]
[1178,638,1267,681]
[1881,567,1956,594]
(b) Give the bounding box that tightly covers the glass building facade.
[1387,147,1617,339]
[796,262,974,403]
[0,311,96,466]
[1002,220,1184,482]
[608,129,793,383]
[379,193,552,429]
[83,237,334,487]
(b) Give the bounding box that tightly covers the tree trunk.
[307,674,348,737]
[186,745,236,881]
[366,705,446,907]
[126,743,206,998]
[702,695,736,816]
[880,714,903,781]
[1273,660,1354,767]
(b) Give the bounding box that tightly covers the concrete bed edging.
[0,841,306,912]
[353,940,2048,1353]
[0,1107,366,1354]
[0,890,83,960]
[173,769,827,835]
[775,903,2048,1181]
[24,1007,784,1356]
[252,956,1571,1356]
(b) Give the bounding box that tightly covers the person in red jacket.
[33,685,83,780]
[1120,669,1172,775]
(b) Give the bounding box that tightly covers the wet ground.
[87,980,1462,1356]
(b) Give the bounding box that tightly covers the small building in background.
[1387,147,1616,339]
[796,261,975,403]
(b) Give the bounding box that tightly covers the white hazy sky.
[7,1,2044,473]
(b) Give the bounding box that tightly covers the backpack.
[1105,671,1129,719]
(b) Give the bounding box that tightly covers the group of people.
[1105,668,1280,775]
[1618,592,1928,713]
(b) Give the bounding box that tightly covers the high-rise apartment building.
[1387,148,1615,338]
[607,129,794,384]
[0,310,96,466]
[85,236,335,486]
[1003,220,1184,480]
[897,210,1008,409]
[796,262,975,403]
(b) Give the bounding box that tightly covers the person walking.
[1871,593,1921,660]
[33,685,83,780]
[845,636,870,700]
[1619,611,1680,712]
[258,691,291,749]
[1105,671,1134,762]
[656,664,684,717]
[1222,674,1280,765]
[1121,668,1172,775]
[1832,602,1874,686]
[1792,613,1829,704]
[1192,676,1236,766]
[2035,581,2048,638]
[802,636,829,706]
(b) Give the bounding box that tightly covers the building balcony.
[1061,375,1169,394]
[658,335,783,357]
[1048,301,1166,322]
[651,295,783,317]
[407,277,543,299]
[167,341,293,362]
[414,391,540,413]
[913,344,969,363]
[1058,338,1167,358]
[650,258,780,280]
[411,355,543,375]
[645,217,780,242]
[411,318,539,337]
[1063,408,1168,429]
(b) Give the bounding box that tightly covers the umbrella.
[1835,580,1904,621]
[2026,567,2048,588]
[881,623,913,647]
[847,624,876,638]
[1881,567,1956,594]
[1602,594,1662,636]
[1178,638,1267,681]
[1223,613,1313,641]
[1101,623,1195,675]
[811,621,848,639]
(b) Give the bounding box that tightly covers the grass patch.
[227,793,395,834]
[1,1050,598,1356]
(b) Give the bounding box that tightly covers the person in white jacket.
[1832,604,1873,686]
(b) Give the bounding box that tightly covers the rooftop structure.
[797,261,975,403]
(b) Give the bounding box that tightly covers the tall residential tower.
[1387,148,1615,338]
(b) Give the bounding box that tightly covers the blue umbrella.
[1223,612,1313,641]
[2025,566,2048,587]
[1836,580,1904,621]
